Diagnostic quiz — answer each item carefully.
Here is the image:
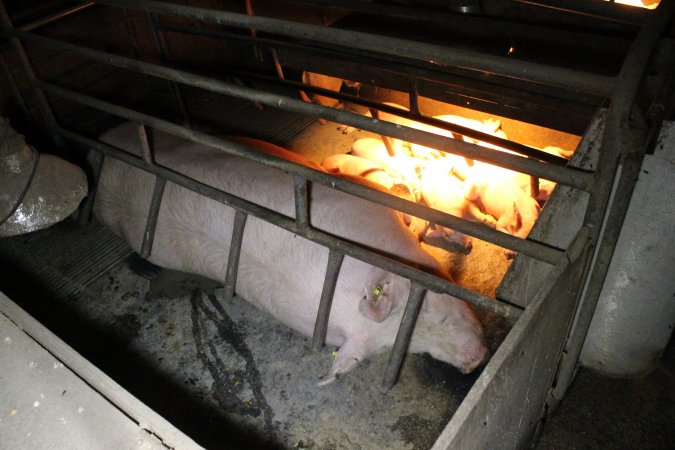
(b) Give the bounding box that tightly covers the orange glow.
[606,0,659,9]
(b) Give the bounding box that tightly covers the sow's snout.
[415,290,490,374]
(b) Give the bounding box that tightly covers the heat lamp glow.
[606,0,659,9]
[320,104,572,254]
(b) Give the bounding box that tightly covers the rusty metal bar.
[8,29,591,188]
[93,0,615,96]
[18,1,96,32]
[223,210,248,302]
[54,124,523,320]
[381,281,427,392]
[139,176,166,259]
[294,175,309,230]
[312,250,345,350]
[36,80,564,266]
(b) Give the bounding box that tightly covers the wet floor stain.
[189,290,277,440]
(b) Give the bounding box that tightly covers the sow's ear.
[359,271,406,322]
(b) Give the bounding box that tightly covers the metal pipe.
[223,210,248,302]
[381,281,427,392]
[36,80,564,266]
[55,124,524,319]
[312,250,344,350]
[93,0,615,96]
[18,1,96,32]
[8,29,592,188]
[139,176,166,259]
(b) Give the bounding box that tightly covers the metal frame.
[1,0,672,445]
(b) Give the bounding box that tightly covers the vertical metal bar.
[294,175,309,230]
[0,51,29,118]
[312,250,344,350]
[381,281,427,392]
[222,210,249,302]
[530,175,540,199]
[369,108,396,156]
[408,78,419,116]
[77,150,104,225]
[139,176,166,258]
[135,122,153,165]
[0,1,63,147]
[147,11,190,126]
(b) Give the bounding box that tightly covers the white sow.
[93,122,489,385]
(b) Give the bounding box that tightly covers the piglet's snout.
[459,344,491,374]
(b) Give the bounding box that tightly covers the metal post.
[312,250,344,350]
[222,210,249,302]
[139,176,166,259]
[294,175,309,230]
[381,281,427,392]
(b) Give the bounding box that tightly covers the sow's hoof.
[127,254,163,280]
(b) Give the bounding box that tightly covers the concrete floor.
[1,221,672,449]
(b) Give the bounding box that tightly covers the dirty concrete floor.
[1,224,673,449]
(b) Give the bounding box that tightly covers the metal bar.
[312,250,344,350]
[93,0,615,96]
[139,176,166,259]
[18,1,96,32]
[381,281,427,392]
[222,210,248,302]
[77,150,104,225]
[36,80,564,265]
[294,175,309,230]
[54,124,523,319]
[551,0,675,408]
[515,0,649,25]
[408,78,420,116]
[0,3,63,147]
[279,0,633,52]
[135,122,153,165]
[0,51,29,118]
[146,11,190,126]
[8,29,592,188]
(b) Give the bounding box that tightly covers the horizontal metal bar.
[312,250,344,350]
[37,80,564,265]
[515,0,649,25]
[54,124,523,319]
[93,0,615,96]
[18,1,96,32]
[9,29,593,189]
[382,281,427,392]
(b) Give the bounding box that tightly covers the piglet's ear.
[359,281,394,322]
